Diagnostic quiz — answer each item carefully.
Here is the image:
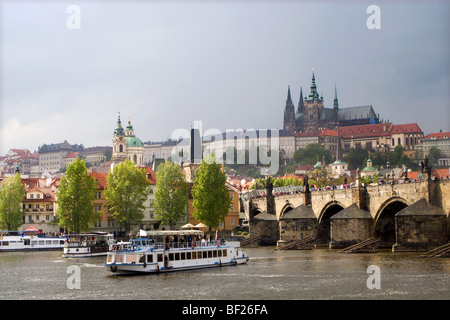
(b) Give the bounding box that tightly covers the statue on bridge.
[422,156,432,179]
[266,176,273,196]
[303,174,310,193]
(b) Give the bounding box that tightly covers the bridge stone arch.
[374,196,409,248]
[279,203,295,219]
[317,200,345,244]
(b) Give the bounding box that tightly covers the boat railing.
[113,239,229,253]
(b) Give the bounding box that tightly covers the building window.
[230,204,234,213]
[398,138,401,145]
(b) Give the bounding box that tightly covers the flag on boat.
[216,230,218,240]
[139,229,148,237]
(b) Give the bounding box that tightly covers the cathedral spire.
[307,68,321,101]
[283,85,296,132]
[298,87,304,113]
[114,112,124,136]
[286,85,292,104]
[334,84,339,110]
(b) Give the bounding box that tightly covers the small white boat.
[105,230,249,275]
[0,231,65,252]
[62,232,116,258]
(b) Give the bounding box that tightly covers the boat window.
[192,251,197,259]
[213,250,217,258]
[169,253,174,261]
[218,250,222,257]
[138,255,145,263]
[186,252,191,259]
[147,254,153,263]
[60,240,65,245]
[181,252,185,260]
[2,241,8,246]
[208,250,212,258]
[157,254,163,262]
[107,254,113,263]
[125,255,136,263]
[202,251,207,259]
[32,241,38,245]
[223,249,227,257]
[46,240,52,245]
[39,241,45,245]
[115,255,123,263]
[175,253,180,260]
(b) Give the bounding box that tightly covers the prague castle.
[283,69,380,133]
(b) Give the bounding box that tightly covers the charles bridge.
[241,171,450,252]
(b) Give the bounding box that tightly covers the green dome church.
[111,113,145,168]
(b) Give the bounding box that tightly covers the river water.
[0,247,448,301]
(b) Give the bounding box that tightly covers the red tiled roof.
[424,132,450,140]
[142,166,157,185]
[340,123,393,138]
[390,123,423,134]
[90,171,108,189]
[64,152,79,159]
[433,168,450,179]
[296,164,314,171]
[405,171,420,180]
[317,129,338,137]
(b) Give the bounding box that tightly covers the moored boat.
[0,231,66,252]
[105,230,249,275]
[62,232,116,258]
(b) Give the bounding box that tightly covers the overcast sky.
[1,0,449,155]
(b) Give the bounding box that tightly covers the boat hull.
[62,246,111,258]
[105,244,249,275]
[106,256,249,275]
[0,235,65,252]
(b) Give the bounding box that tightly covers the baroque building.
[111,113,145,168]
[283,69,380,133]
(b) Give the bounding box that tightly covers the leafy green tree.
[192,155,231,235]
[153,161,189,229]
[428,147,442,166]
[413,149,424,165]
[391,144,405,166]
[344,147,369,170]
[105,160,150,233]
[293,143,331,165]
[0,173,25,231]
[56,158,98,233]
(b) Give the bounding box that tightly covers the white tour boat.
[62,232,116,258]
[0,231,66,252]
[105,230,249,275]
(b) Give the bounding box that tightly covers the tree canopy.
[105,160,150,233]
[56,158,98,233]
[0,172,25,231]
[192,155,231,234]
[293,143,332,165]
[153,161,189,229]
